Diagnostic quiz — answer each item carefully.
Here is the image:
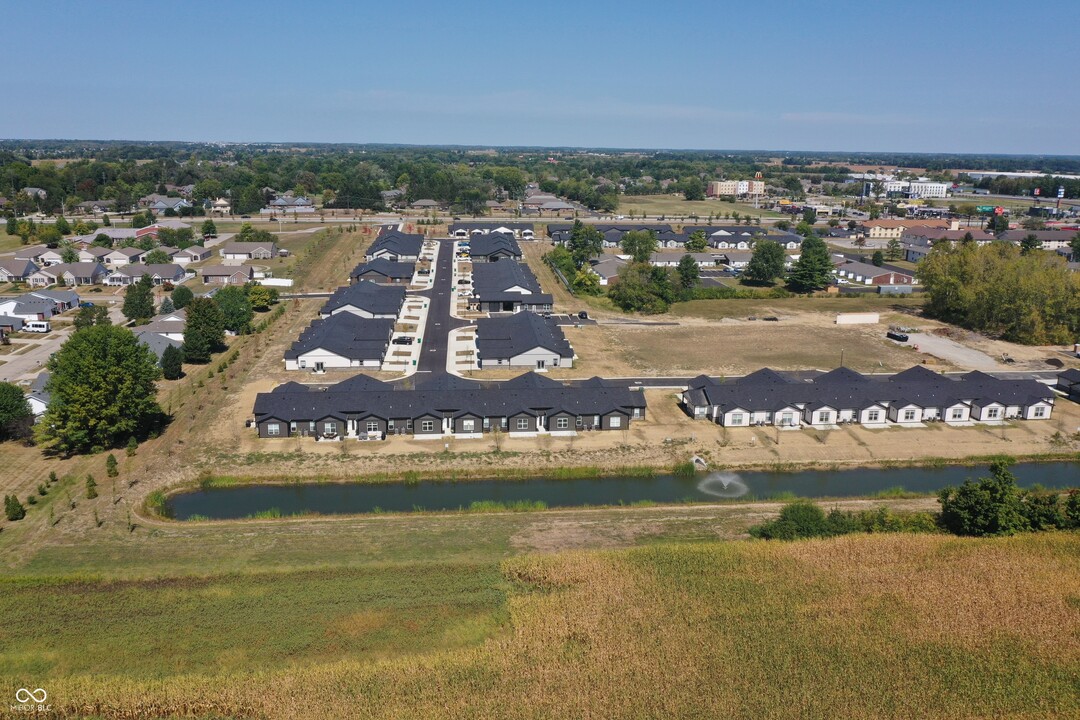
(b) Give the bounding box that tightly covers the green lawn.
[669,294,925,320]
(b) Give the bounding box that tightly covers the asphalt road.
[413,240,467,377]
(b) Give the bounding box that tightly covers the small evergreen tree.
[871,250,884,266]
[126,437,138,457]
[105,454,119,478]
[85,474,98,499]
[159,296,175,315]
[161,344,184,380]
[5,494,26,521]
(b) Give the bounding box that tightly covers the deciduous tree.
[214,286,253,334]
[182,297,225,363]
[35,325,163,453]
[621,230,658,263]
[0,382,32,441]
[171,285,194,310]
[744,239,785,284]
[122,274,155,322]
[787,236,833,292]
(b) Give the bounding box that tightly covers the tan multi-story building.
[707,179,765,197]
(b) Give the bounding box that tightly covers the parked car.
[79,301,95,308]
[391,336,414,345]
[578,311,589,320]
[886,331,909,342]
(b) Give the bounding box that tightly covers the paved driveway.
[905,333,1002,371]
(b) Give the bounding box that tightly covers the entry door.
[536,360,545,369]
[315,361,324,372]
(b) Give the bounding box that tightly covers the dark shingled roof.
[687,366,1054,414]
[284,314,394,362]
[476,313,573,361]
[366,233,423,259]
[467,233,522,260]
[350,258,415,280]
[471,260,543,298]
[253,373,646,424]
[320,281,406,317]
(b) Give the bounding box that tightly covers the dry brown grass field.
[7,532,1078,719]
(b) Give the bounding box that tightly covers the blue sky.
[2,0,1078,153]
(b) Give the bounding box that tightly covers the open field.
[3,530,1077,718]
[621,194,784,220]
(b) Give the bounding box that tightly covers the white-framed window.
[633,408,642,418]
[421,419,436,432]
[780,412,795,426]
[406,419,413,430]
[1033,406,1047,418]
[462,419,475,432]
[950,408,964,420]
[266,422,280,437]
[516,418,529,430]
[289,421,297,432]
[324,421,338,434]
[866,410,880,422]
[902,409,917,422]
[483,418,490,429]
[610,416,622,429]
[730,413,744,425]
[556,417,569,429]
[366,421,379,433]
[986,407,1000,419]
[576,416,583,427]
[819,412,831,423]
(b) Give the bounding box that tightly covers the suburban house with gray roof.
[475,312,574,369]
[252,372,646,441]
[201,264,255,285]
[319,281,406,319]
[466,233,522,262]
[0,258,40,282]
[284,313,395,371]
[220,242,277,260]
[365,233,423,262]
[175,246,212,264]
[683,366,1055,429]
[469,261,552,314]
[105,264,187,286]
[28,262,109,287]
[138,309,187,342]
[450,222,535,240]
[350,259,415,285]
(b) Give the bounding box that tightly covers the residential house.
[78,246,112,264]
[135,330,182,363]
[833,260,916,286]
[139,194,193,213]
[467,233,522,263]
[28,263,108,287]
[37,248,67,266]
[410,199,440,210]
[24,372,50,417]
[649,252,722,268]
[74,199,115,214]
[365,233,423,262]
[1058,369,1080,402]
[475,312,574,369]
[102,247,145,266]
[350,259,415,285]
[588,256,627,286]
[13,245,49,265]
[200,265,255,285]
[284,313,395,371]
[0,258,39,282]
[252,372,646,440]
[27,289,79,311]
[220,242,277,260]
[319,281,406,319]
[175,246,212,264]
[683,365,1054,428]
[449,222,536,240]
[209,198,232,214]
[997,229,1078,251]
[105,264,186,286]
[0,297,58,321]
[69,227,138,247]
[0,315,25,333]
[137,309,187,342]
[470,260,553,314]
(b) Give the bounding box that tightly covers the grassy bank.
[7,532,1078,718]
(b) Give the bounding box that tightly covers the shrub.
[751,501,828,539]
[126,437,138,457]
[937,461,1029,537]
[1022,490,1066,531]
[105,454,119,478]
[4,494,26,521]
[85,474,98,500]
[1066,490,1080,529]
[37,484,47,496]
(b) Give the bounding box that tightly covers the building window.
[576,416,583,427]
[516,418,529,430]
[780,412,794,426]
[483,418,490,429]
[610,416,622,429]
[986,407,1000,419]
[266,422,280,437]
[633,408,641,418]
[730,413,744,425]
[406,419,413,430]
[866,410,880,422]
[902,409,917,422]
[819,412,831,424]
[462,419,475,432]
[289,422,297,433]
[950,409,964,420]
[556,417,569,430]
[421,420,434,433]
[366,421,379,433]
[1033,406,1047,418]
[324,421,337,435]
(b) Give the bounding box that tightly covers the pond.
[165,462,1080,520]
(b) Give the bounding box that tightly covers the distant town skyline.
[2,0,1078,154]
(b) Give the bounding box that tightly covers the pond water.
[165,462,1080,520]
